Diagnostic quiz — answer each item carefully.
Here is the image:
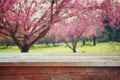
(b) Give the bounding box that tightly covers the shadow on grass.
[0,46,9,49]
[81,43,94,47]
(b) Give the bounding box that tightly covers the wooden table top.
[0,53,120,66]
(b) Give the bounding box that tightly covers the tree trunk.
[72,42,77,53]
[52,42,56,47]
[45,42,49,45]
[20,45,30,53]
[5,42,9,47]
[73,48,76,53]
[109,34,112,41]
[93,36,96,46]
[82,39,86,46]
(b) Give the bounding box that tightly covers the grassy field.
[0,42,120,53]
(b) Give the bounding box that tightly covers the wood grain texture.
[0,67,120,80]
[1,54,120,66]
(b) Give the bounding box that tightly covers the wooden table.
[0,53,120,80]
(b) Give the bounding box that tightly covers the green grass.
[0,42,120,53]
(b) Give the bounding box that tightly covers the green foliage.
[98,26,120,42]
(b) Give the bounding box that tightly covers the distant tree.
[0,34,14,47]
[55,20,84,53]
[101,0,120,29]
[99,0,120,42]
[82,38,86,46]
[37,35,56,46]
[102,26,120,42]
[51,7,102,53]
[49,0,103,53]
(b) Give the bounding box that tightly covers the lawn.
[0,42,120,53]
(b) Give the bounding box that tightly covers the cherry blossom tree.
[54,20,84,53]
[0,0,75,52]
[81,11,103,46]
[49,0,102,53]
[101,0,120,29]
[50,16,102,53]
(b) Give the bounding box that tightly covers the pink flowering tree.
[49,0,102,53]
[81,10,103,46]
[0,0,16,13]
[101,0,120,29]
[54,20,86,53]
[0,0,75,52]
[50,17,102,53]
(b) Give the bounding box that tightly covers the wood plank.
[0,67,120,80]
[0,53,120,66]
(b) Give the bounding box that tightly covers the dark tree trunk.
[20,45,30,53]
[5,42,9,47]
[82,39,86,46]
[63,40,77,53]
[93,36,96,46]
[73,48,76,53]
[45,42,49,45]
[109,34,112,41]
[52,42,56,47]
[72,42,77,53]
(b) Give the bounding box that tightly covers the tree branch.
[30,26,50,47]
